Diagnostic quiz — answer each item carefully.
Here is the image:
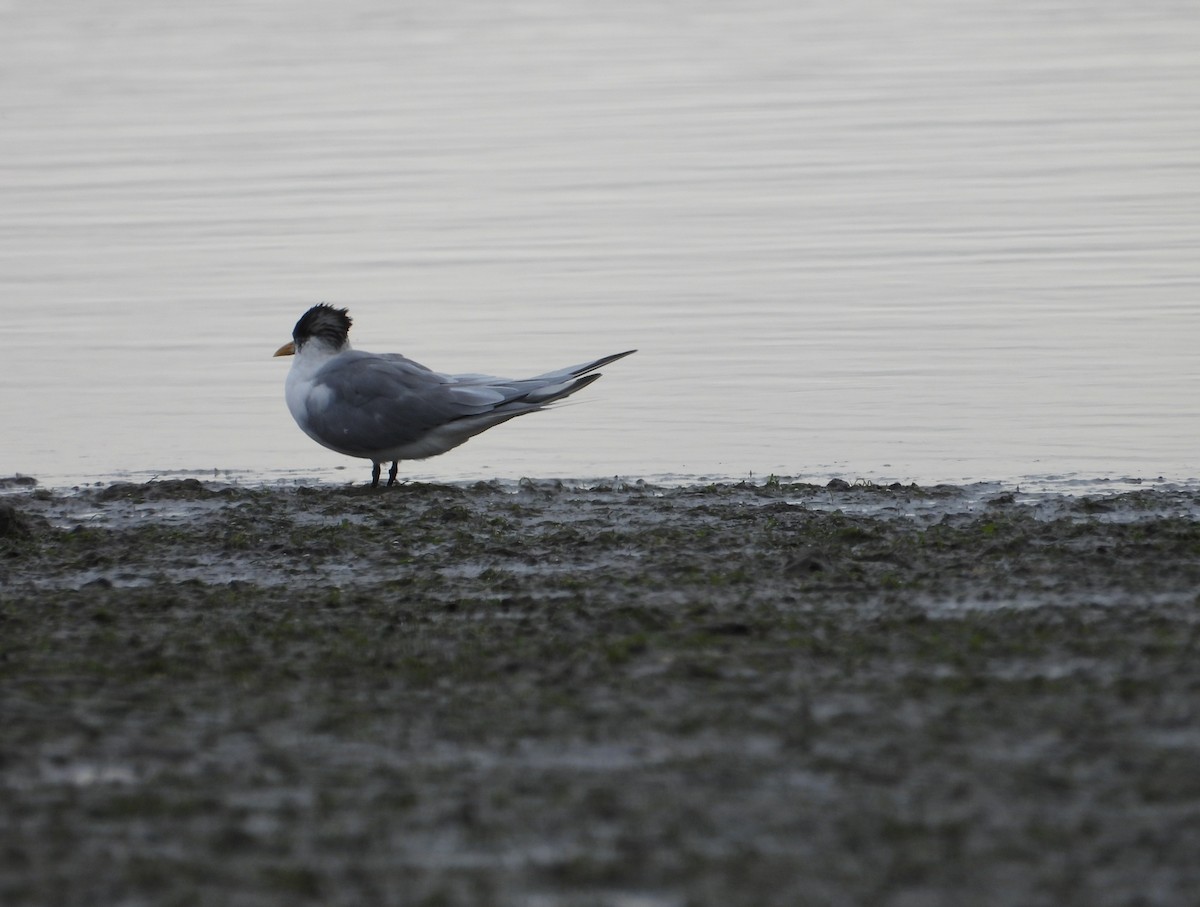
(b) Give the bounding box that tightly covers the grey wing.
[524,349,638,385]
[304,348,636,459]
[304,352,494,457]
[449,349,639,405]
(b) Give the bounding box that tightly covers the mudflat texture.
[2,477,1200,907]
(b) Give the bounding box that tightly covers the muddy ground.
[2,476,1199,907]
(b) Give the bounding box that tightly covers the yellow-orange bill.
[273,342,296,357]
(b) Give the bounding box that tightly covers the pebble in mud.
[0,503,34,539]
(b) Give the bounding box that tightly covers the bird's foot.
[386,461,399,487]
[371,462,382,488]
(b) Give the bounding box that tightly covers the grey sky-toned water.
[3,1,1197,488]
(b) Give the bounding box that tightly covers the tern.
[274,304,635,487]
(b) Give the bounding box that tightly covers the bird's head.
[274,304,353,357]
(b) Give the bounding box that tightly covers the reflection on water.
[2,1,1197,487]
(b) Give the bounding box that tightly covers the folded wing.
[303,349,635,460]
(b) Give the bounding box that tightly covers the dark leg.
[371,462,381,488]
[387,460,399,487]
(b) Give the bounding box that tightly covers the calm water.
[3,1,1198,489]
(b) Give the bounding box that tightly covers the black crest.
[293,304,352,350]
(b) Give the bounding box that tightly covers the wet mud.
[3,477,1200,906]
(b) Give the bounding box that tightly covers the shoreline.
[3,477,1200,905]
[4,464,1196,500]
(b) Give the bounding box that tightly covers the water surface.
[3,1,1197,488]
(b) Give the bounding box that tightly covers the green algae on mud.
[2,477,1200,906]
